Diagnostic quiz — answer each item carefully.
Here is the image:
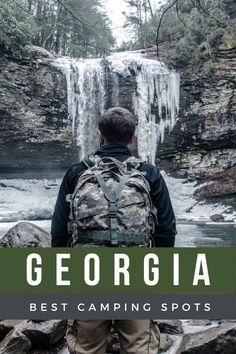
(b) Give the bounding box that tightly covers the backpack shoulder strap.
[82,158,95,169]
[125,156,148,177]
[125,156,143,169]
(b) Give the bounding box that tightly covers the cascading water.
[55,51,180,163]
[107,52,180,164]
[55,57,106,158]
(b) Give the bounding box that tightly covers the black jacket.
[51,144,177,247]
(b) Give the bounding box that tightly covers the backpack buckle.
[109,203,117,218]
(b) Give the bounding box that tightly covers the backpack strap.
[98,156,142,172]
[109,169,132,245]
[99,157,126,171]
[67,158,95,234]
[82,158,95,169]
[91,167,118,246]
[91,164,132,246]
[91,168,111,199]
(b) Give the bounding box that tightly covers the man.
[51,107,176,354]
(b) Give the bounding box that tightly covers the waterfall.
[55,57,106,159]
[107,52,180,164]
[134,69,180,164]
[55,51,180,163]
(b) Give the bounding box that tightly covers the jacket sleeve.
[51,169,73,247]
[149,167,177,247]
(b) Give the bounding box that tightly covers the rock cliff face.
[0,47,77,172]
[156,48,236,184]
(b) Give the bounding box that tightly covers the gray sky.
[102,0,167,46]
[102,0,128,45]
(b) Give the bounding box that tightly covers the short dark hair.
[99,107,135,145]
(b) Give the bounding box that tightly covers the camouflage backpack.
[66,156,155,247]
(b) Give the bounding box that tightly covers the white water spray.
[55,57,106,158]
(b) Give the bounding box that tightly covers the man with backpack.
[51,107,176,353]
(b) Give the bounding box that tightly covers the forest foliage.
[122,0,235,69]
[0,0,235,68]
[0,0,115,57]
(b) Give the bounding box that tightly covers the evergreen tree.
[122,0,231,70]
[0,0,115,57]
[0,0,36,52]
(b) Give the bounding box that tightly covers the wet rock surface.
[0,221,51,247]
[158,320,184,335]
[159,333,174,352]
[0,320,22,341]
[15,320,67,347]
[176,323,236,354]
[194,166,236,199]
[210,214,225,222]
[0,320,67,354]
[0,329,31,354]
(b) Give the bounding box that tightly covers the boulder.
[159,333,174,352]
[0,320,22,341]
[210,214,225,222]
[158,320,183,334]
[194,166,236,200]
[15,320,67,347]
[176,323,236,354]
[0,330,31,354]
[0,221,51,247]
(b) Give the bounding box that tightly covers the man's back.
[51,107,176,354]
[51,144,176,248]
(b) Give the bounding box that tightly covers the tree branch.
[156,0,179,56]
[191,0,224,26]
[176,1,190,30]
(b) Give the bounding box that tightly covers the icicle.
[108,51,180,164]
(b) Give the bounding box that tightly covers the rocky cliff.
[157,48,236,178]
[0,47,77,172]
[154,48,236,199]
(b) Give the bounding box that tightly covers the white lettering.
[26,254,42,286]
[144,254,159,286]
[193,254,210,286]
[84,254,100,286]
[56,254,71,286]
[114,254,130,286]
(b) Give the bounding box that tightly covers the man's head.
[98,107,136,146]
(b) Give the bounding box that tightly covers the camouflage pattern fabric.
[68,156,153,247]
